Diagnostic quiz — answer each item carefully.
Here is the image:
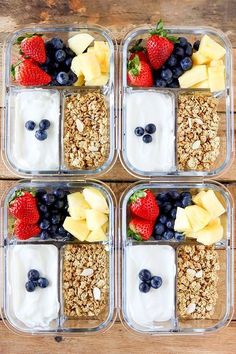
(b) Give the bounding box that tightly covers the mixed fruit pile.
[127,188,225,245]
[11,33,110,87]
[9,187,109,243]
[127,20,226,92]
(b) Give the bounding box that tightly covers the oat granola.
[177,94,221,171]
[63,244,109,318]
[63,91,109,170]
[177,245,220,319]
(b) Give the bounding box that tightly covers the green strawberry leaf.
[149,19,178,43]
[129,189,146,203]
[130,39,145,53]
[127,228,142,241]
[127,54,141,76]
[15,33,43,45]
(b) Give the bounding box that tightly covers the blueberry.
[50,79,59,86]
[168,80,180,88]
[51,214,61,225]
[150,276,163,289]
[38,277,49,288]
[155,79,167,87]
[56,71,69,85]
[39,119,50,130]
[160,68,173,82]
[139,269,152,282]
[154,223,165,235]
[175,232,185,241]
[64,57,72,68]
[145,123,156,134]
[54,200,65,209]
[174,46,185,57]
[39,219,50,230]
[163,230,174,240]
[180,57,193,71]
[64,47,76,57]
[40,230,49,240]
[139,281,150,293]
[25,281,36,292]
[172,67,183,79]
[180,192,192,199]
[35,189,47,199]
[166,219,175,230]
[134,127,144,136]
[162,202,172,214]
[156,192,169,202]
[42,193,56,205]
[25,120,36,131]
[68,70,77,85]
[167,54,178,67]
[168,191,180,200]
[39,204,48,214]
[53,188,65,199]
[185,43,193,57]
[174,200,183,208]
[193,40,200,51]
[170,208,177,219]
[159,214,168,224]
[28,269,40,281]
[182,195,193,208]
[35,130,47,141]
[58,226,67,236]
[51,37,64,50]
[153,233,162,240]
[45,40,55,54]
[142,134,152,143]
[178,37,188,48]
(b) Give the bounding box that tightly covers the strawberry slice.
[14,219,41,240]
[127,55,153,87]
[16,34,46,64]
[129,189,159,221]
[128,217,154,241]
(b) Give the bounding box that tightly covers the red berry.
[129,189,159,221]
[127,55,153,87]
[128,217,154,241]
[9,190,40,224]
[14,220,40,240]
[12,59,51,86]
[20,35,46,64]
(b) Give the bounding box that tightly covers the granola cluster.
[177,94,221,171]
[63,91,109,170]
[63,244,109,318]
[177,245,220,319]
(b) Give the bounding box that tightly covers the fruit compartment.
[3,84,116,176]
[120,26,234,178]
[1,179,116,335]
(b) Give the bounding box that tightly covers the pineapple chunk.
[191,79,209,89]
[209,59,225,67]
[174,207,191,232]
[102,221,109,233]
[87,227,107,242]
[196,218,223,245]
[67,192,90,220]
[63,217,89,241]
[199,190,225,218]
[85,74,109,86]
[68,33,94,55]
[199,35,226,60]
[179,65,208,88]
[192,51,211,65]
[86,209,108,230]
[208,66,225,92]
[192,191,207,207]
[76,52,101,82]
[185,230,197,239]
[73,74,85,87]
[87,47,95,54]
[71,56,83,76]
[94,41,110,73]
[185,205,211,232]
[83,187,109,214]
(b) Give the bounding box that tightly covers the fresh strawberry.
[17,34,46,63]
[129,189,159,221]
[146,19,178,70]
[11,59,51,86]
[129,39,149,63]
[128,217,154,241]
[9,190,40,224]
[14,219,40,240]
[127,55,153,87]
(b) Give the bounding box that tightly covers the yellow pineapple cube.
[68,33,94,55]
[179,65,208,88]
[85,209,108,231]
[174,207,191,233]
[87,227,107,242]
[196,218,223,245]
[192,191,206,207]
[73,74,85,87]
[185,205,211,232]
[199,35,226,60]
[82,187,109,214]
[85,74,109,86]
[199,189,225,218]
[208,66,225,92]
[94,41,110,73]
[67,192,90,220]
[77,52,101,82]
[191,79,209,89]
[63,217,89,241]
[209,59,225,67]
[192,51,211,65]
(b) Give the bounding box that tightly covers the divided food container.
[0,24,234,336]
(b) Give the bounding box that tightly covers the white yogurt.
[125,245,176,329]
[7,244,59,329]
[125,91,175,172]
[11,89,60,171]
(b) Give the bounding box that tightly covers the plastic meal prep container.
[2,25,117,177]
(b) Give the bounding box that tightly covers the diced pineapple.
[76,52,101,82]
[71,56,83,76]
[174,207,191,233]
[192,191,207,207]
[63,217,89,241]
[67,192,90,220]
[68,33,94,55]
[209,59,225,67]
[208,66,225,92]
[185,205,211,232]
[179,65,208,88]
[85,74,109,86]
[86,209,108,230]
[102,221,109,233]
[87,227,107,242]
[73,74,85,87]
[199,190,226,218]
[192,51,211,65]
[196,218,223,245]
[191,79,209,89]
[82,187,109,214]
[184,230,197,239]
[199,35,226,60]
[94,41,110,73]
[87,47,95,54]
